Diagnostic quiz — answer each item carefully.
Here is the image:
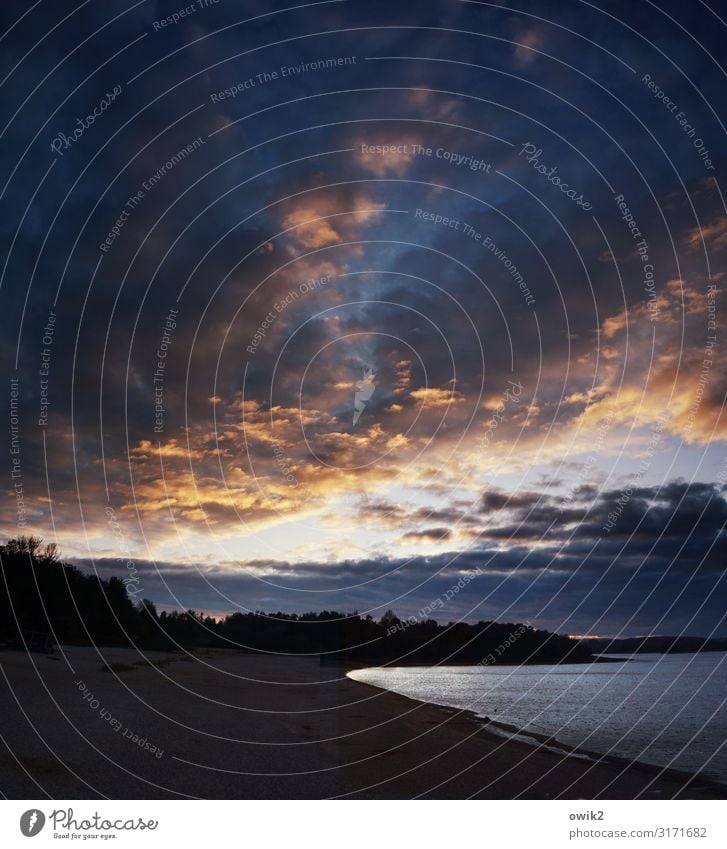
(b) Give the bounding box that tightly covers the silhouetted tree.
[0,537,595,663]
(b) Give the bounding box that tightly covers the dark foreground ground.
[0,647,723,799]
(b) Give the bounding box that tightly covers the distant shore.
[320,652,625,667]
[0,647,722,799]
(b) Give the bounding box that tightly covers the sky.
[1,0,726,637]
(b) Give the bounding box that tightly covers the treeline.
[0,537,144,647]
[0,538,592,664]
[585,635,727,654]
[226,610,593,665]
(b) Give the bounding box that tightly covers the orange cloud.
[281,194,386,250]
[355,135,418,176]
[410,387,464,408]
[575,278,724,444]
[514,29,543,65]
[685,215,727,252]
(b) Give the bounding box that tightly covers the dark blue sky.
[1,0,726,637]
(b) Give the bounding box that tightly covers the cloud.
[2,0,726,640]
[68,477,727,634]
[575,278,725,444]
[685,215,727,252]
[402,527,453,541]
[513,29,543,65]
[393,360,412,395]
[478,479,727,553]
[481,488,550,511]
[409,386,464,407]
[355,134,418,176]
[281,192,386,250]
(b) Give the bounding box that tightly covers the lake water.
[348,652,727,784]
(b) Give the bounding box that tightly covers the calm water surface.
[348,652,727,783]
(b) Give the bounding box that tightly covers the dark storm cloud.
[476,480,727,555]
[411,505,478,524]
[481,487,550,511]
[402,526,452,541]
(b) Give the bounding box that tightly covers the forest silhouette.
[0,537,593,664]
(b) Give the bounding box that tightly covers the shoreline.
[349,671,725,794]
[0,647,723,799]
[344,666,726,799]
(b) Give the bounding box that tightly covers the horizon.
[6,535,724,643]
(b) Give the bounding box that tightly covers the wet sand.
[0,647,722,799]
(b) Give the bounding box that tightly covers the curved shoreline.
[1,647,723,799]
[344,667,727,799]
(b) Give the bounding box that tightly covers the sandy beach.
[0,647,722,799]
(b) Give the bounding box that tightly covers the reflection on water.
[348,652,727,783]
